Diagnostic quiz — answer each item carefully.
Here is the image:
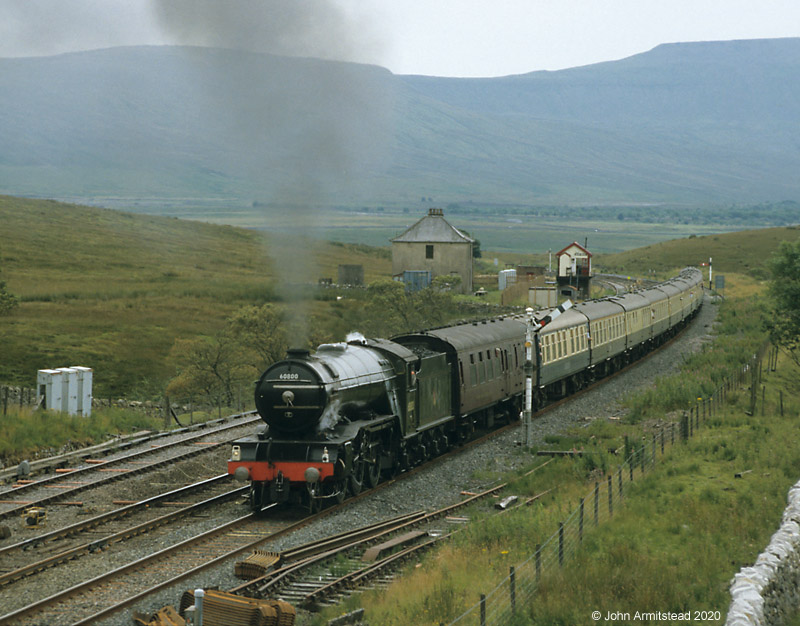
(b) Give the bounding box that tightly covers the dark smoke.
[150,0,381,63]
[149,1,393,347]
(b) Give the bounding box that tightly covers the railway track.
[0,504,312,625]
[0,475,244,589]
[231,483,510,610]
[0,412,260,524]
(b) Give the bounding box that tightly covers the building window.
[426,245,434,259]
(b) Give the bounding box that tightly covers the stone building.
[390,208,474,294]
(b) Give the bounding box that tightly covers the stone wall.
[726,479,800,625]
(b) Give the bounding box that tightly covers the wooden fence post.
[480,594,486,626]
[510,566,516,615]
[608,475,613,517]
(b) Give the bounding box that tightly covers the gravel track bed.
[7,298,717,626]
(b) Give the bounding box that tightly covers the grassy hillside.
[597,226,800,280]
[0,196,391,395]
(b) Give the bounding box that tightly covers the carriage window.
[570,329,575,353]
[470,364,477,386]
[459,361,464,385]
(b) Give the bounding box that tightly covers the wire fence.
[447,341,774,626]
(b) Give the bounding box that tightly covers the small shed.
[529,286,557,308]
[338,264,364,286]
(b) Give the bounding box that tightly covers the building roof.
[391,208,474,244]
[555,242,592,258]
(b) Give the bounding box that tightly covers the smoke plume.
[150,1,393,345]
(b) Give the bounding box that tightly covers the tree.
[167,303,293,405]
[166,329,253,406]
[766,238,800,365]
[227,304,287,369]
[362,279,414,336]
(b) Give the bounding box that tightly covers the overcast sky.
[1,0,798,77]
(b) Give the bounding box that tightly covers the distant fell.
[1,39,799,208]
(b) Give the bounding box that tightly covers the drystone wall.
[727,479,800,625]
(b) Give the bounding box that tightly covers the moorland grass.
[0,196,392,395]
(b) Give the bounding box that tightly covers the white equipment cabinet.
[37,369,63,412]
[72,366,93,416]
[36,366,93,416]
[56,368,79,415]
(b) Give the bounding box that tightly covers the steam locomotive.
[228,268,703,511]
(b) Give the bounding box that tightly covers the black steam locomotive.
[228,268,703,511]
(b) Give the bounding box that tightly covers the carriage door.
[501,347,511,395]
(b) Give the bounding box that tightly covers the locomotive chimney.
[286,348,311,360]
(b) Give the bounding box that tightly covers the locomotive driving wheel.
[349,460,365,495]
[365,443,381,488]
